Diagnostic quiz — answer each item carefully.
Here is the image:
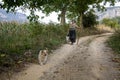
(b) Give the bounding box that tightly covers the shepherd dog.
[38,49,48,66]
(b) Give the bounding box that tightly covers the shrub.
[101,17,120,28]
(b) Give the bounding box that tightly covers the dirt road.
[10,33,120,80]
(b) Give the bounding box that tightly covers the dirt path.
[10,33,120,80]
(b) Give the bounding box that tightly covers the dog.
[38,49,48,66]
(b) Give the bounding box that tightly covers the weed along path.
[11,33,120,80]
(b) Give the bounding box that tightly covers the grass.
[107,29,120,54]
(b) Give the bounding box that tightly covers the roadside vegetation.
[107,29,120,54]
[107,29,120,68]
[0,22,68,72]
[101,17,120,54]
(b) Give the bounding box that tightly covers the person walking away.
[69,20,80,45]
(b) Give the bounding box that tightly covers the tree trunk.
[76,13,83,44]
[60,8,66,25]
[78,13,83,30]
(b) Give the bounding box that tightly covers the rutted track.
[6,33,120,80]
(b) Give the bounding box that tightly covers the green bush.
[83,11,98,28]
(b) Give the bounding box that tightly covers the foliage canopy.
[0,0,119,24]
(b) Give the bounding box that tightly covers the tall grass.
[0,22,68,71]
[107,29,120,54]
[0,22,31,54]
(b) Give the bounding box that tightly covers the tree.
[0,0,118,23]
[41,0,70,25]
[66,0,117,29]
[83,10,98,28]
[0,0,50,22]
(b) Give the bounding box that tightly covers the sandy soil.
[2,33,120,80]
